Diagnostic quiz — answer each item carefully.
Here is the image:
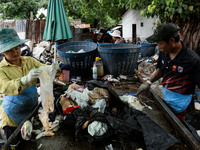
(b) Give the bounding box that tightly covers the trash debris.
[49,115,63,132]
[21,120,33,141]
[88,87,110,106]
[66,49,85,53]
[197,130,200,137]
[138,61,156,75]
[10,141,20,149]
[58,70,70,83]
[32,130,42,135]
[195,100,200,110]
[105,144,113,150]
[53,79,67,86]
[32,41,60,64]
[88,121,108,136]
[38,65,58,131]
[119,75,127,80]
[91,99,106,113]
[71,76,82,83]
[33,46,45,59]
[35,131,55,140]
[66,84,92,108]
[119,95,144,111]
[59,95,79,114]
[102,75,120,82]
[78,49,84,53]
[37,144,42,149]
[67,83,84,93]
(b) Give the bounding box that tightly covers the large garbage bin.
[136,41,156,57]
[98,43,141,76]
[57,41,97,76]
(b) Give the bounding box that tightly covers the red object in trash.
[59,70,70,83]
[63,105,79,114]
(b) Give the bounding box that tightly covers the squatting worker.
[137,23,200,120]
[109,30,124,44]
[0,28,46,139]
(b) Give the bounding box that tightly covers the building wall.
[122,9,159,42]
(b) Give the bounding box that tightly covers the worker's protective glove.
[21,68,41,85]
[136,80,152,96]
[52,62,60,70]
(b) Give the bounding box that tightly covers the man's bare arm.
[149,68,162,83]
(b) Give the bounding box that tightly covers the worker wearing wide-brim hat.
[0,28,48,139]
[109,30,124,44]
[137,23,200,120]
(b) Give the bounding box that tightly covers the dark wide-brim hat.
[0,28,28,53]
[146,23,180,42]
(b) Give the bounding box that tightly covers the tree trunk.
[179,19,200,52]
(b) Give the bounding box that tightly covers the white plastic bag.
[92,99,106,113]
[38,65,57,131]
[39,65,57,112]
[88,121,108,136]
[119,95,144,111]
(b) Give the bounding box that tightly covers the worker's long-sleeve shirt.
[0,56,45,128]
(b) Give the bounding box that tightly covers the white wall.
[122,9,159,42]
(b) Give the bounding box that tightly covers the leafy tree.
[125,0,200,51]
[63,0,126,29]
[0,0,41,19]
[1,0,199,51]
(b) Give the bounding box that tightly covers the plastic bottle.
[92,63,97,80]
[95,57,104,78]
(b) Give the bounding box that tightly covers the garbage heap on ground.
[24,79,178,150]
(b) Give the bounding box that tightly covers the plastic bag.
[119,95,144,111]
[66,87,92,108]
[84,80,178,149]
[38,65,57,131]
[21,120,33,140]
[88,121,108,136]
[138,61,156,75]
[92,99,106,113]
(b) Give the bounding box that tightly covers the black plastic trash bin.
[98,43,141,76]
[136,41,156,57]
[57,41,97,77]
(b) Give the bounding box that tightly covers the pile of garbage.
[52,81,179,148]
[32,41,60,64]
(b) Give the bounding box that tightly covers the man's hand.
[136,80,152,96]
[21,68,41,85]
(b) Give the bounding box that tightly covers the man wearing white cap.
[109,30,124,44]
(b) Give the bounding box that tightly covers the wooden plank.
[1,103,41,150]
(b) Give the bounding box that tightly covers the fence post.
[35,19,40,43]
[40,19,45,41]
[25,19,30,39]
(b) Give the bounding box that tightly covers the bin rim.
[56,41,97,54]
[136,41,157,47]
[98,43,141,53]
[98,43,141,49]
